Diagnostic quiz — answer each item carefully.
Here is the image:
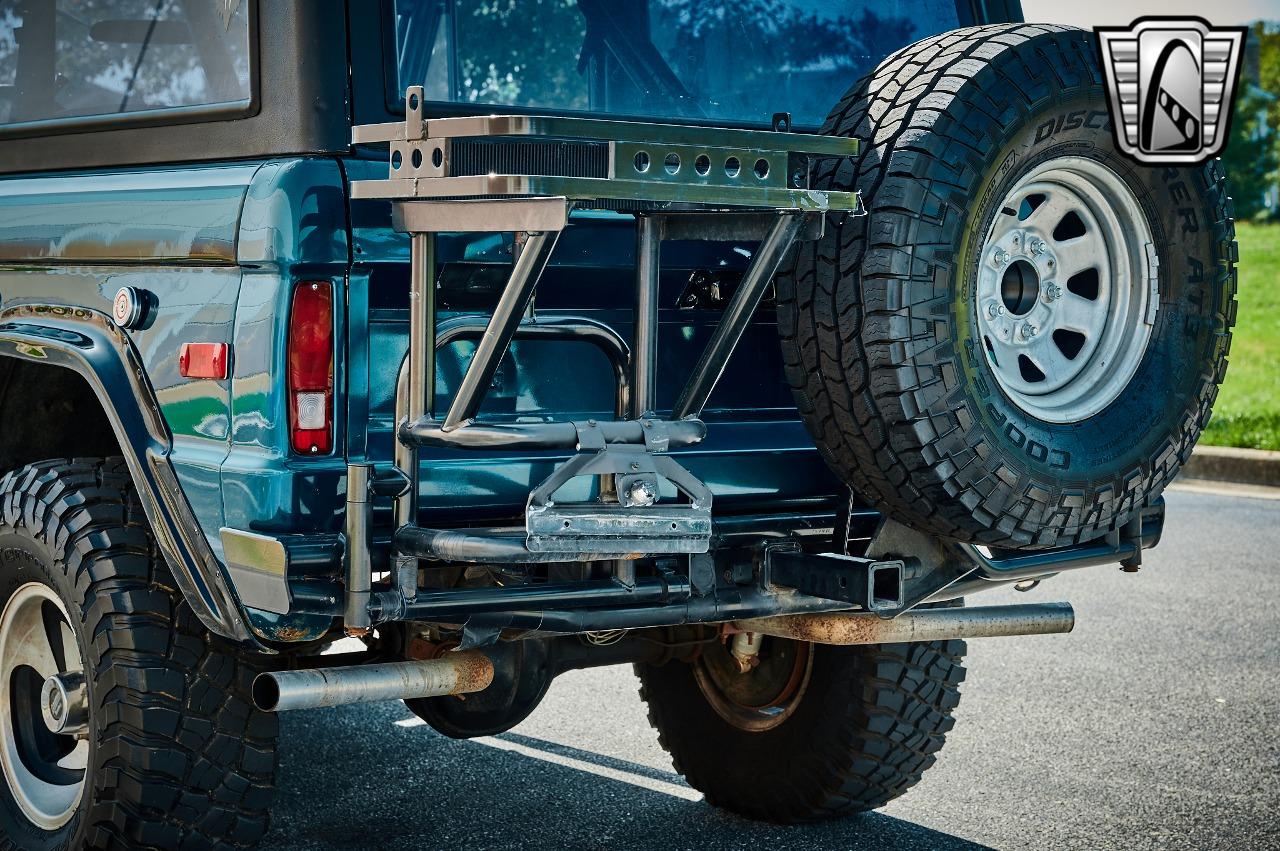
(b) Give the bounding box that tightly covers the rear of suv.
[0,2,1234,848]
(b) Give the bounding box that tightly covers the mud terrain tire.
[0,459,277,850]
[636,636,965,822]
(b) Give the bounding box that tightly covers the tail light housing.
[288,281,334,454]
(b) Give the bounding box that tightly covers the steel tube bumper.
[252,651,494,712]
[400,416,706,450]
[368,574,687,623]
[734,602,1075,645]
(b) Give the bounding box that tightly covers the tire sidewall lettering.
[954,95,1223,482]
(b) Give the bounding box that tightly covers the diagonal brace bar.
[672,212,805,418]
[442,228,562,430]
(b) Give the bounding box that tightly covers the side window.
[0,0,251,129]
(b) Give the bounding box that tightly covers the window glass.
[392,0,961,126]
[0,0,251,127]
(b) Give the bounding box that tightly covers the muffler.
[734,602,1074,645]
[253,650,494,712]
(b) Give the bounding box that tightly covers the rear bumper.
[220,499,1163,644]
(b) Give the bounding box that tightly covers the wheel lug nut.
[1042,283,1061,303]
[1020,323,1038,340]
[993,249,1008,267]
[987,302,1000,318]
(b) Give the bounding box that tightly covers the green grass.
[1201,221,1280,451]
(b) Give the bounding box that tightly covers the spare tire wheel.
[778,24,1237,549]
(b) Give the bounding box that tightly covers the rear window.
[0,0,252,130]
[391,0,963,127]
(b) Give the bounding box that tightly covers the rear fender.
[0,304,263,648]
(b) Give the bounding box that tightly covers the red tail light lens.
[288,281,334,454]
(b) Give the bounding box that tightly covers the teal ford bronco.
[0,1,1235,848]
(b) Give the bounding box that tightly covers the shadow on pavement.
[266,705,991,851]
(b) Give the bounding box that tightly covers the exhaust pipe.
[253,650,494,712]
[734,602,1074,645]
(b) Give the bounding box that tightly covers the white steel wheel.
[975,156,1157,423]
[0,581,88,831]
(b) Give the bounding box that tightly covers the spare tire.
[779,24,1237,549]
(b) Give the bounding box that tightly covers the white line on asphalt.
[393,717,702,801]
[1168,480,1280,502]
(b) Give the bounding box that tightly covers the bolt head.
[625,479,658,507]
[993,249,1007,267]
[1020,323,1038,340]
[1031,239,1046,255]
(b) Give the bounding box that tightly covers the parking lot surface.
[266,487,1280,850]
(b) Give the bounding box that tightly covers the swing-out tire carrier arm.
[216,87,1165,645]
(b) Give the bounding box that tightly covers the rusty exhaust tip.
[252,673,282,712]
[252,652,495,712]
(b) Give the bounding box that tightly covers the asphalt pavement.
[263,486,1280,851]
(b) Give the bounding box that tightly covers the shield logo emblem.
[1096,17,1247,165]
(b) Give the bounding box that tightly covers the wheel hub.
[0,582,88,831]
[975,157,1157,423]
[693,634,812,732]
[41,672,89,737]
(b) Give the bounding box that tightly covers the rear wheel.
[0,458,278,851]
[636,634,965,822]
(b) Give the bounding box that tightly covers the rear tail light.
[288,281,334,454]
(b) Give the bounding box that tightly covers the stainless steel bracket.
[352,86,863,213]
[525,447,713,555]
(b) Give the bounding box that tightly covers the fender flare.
[0,305,264,649]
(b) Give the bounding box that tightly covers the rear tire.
[636,635,965,822]
[779,24,1237,548]
[0,459,278,850]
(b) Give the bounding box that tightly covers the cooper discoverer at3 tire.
[779,24,1237,549]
